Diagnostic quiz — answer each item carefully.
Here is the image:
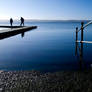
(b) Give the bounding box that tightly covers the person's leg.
[20,22,22,26]
[11,22,12,26]
[23,22,24,26]
[10,23,12,26]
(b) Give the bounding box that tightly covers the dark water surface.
[0,21,91,72]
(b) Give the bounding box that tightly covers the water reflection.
[75,41,91,70]
[21,32,25,38]
[0,28,31,40]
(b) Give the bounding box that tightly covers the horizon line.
[0,19,91,21]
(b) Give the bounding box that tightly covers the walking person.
[10,18,13,26]
[20,17,24,26]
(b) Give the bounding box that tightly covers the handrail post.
[76,27,78,41]
[81,22,84,42]
[75,27,78,56]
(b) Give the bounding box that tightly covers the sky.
[0,0,92,20]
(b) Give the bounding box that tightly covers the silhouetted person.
[20,17,24,26]
[10,18,13,26]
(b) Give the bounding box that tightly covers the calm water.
[0,21,92,72]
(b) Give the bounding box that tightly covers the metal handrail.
[77,20,92,33]
[83,20,92,28]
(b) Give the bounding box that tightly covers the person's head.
[21,17,23,19]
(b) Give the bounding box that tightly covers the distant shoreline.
[0,19,90,22]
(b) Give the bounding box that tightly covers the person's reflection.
[21,32,25,38]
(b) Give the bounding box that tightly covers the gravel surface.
[0,70,92,92]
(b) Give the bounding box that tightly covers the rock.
[0,88,3,91]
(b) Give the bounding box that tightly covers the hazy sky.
[0,0,92,20]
